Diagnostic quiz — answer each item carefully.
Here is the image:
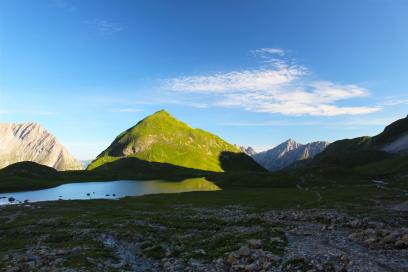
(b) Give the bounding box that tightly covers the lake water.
[0,178,220,205]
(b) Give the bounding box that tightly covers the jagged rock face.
[252,139,329,172]
[0,123,83,171]
[238,146,257,156]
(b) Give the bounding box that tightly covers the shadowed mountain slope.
[311,115,408,168]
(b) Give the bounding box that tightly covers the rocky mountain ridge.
[252,139,329,171]
[0,123,83,171]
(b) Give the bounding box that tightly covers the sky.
[1,0,407,160]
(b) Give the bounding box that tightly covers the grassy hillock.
[88,110,264,173]
[0,162,102,192]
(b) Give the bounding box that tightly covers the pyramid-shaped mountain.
[88,110,264,172]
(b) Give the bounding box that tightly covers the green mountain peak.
[88,110,263,172]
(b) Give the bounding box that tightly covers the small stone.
[269,237,284,243]
[70,246,82,255]
[364,228,375,235]
[364,238,376,245]
[247,239,262,249]
[266,253,281,262]
[348,232,360,240]
[231,264,244,271]
[395,240,408,249]
[227,254,238,265]
[163,261,172,269]
[340,254,349,263]
[263,262,272,269]
[55,249,65,256]
[238,246,251,256]
[349,219,362,228]
[382,234,396,244]
[245,262,258,271]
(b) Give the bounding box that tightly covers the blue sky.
[1,0,407,160]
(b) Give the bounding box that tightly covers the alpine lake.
[0,178,220,204]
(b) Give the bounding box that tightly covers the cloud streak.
[52,0,76,12]
[85,19,123,36]
[165,67,305,93]
[253,47,285,56]
[380,97,408,106]
[163,49,380,116]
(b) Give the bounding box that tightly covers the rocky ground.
[1,199,407,272]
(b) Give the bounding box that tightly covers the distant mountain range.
[1,111,407,178]
[0,123,83,171]
[249,139,329,172]
[88,110,264,172]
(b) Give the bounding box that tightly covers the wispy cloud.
[163,49,380,116]
[251,48,285,58]
[165,67,305,93]
[85,19,123,36]
[253,48,285,56]
[52,0,76,12]
[380,97,408,106]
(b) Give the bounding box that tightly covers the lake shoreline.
[0,178,220,205]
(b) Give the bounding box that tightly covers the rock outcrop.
[238,146,257,156]
[0,123,83,171]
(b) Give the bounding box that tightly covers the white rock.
[0,123,83,170]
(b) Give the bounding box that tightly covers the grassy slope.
[1,182,406,255]
[88,110,261,172]
[0,159,210,193]
[354,155,408,176]
[1,171,407,271]
[1,152,407,193]
[310,116,408,169]
[371,115,408,147]
[0,159,262,193]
